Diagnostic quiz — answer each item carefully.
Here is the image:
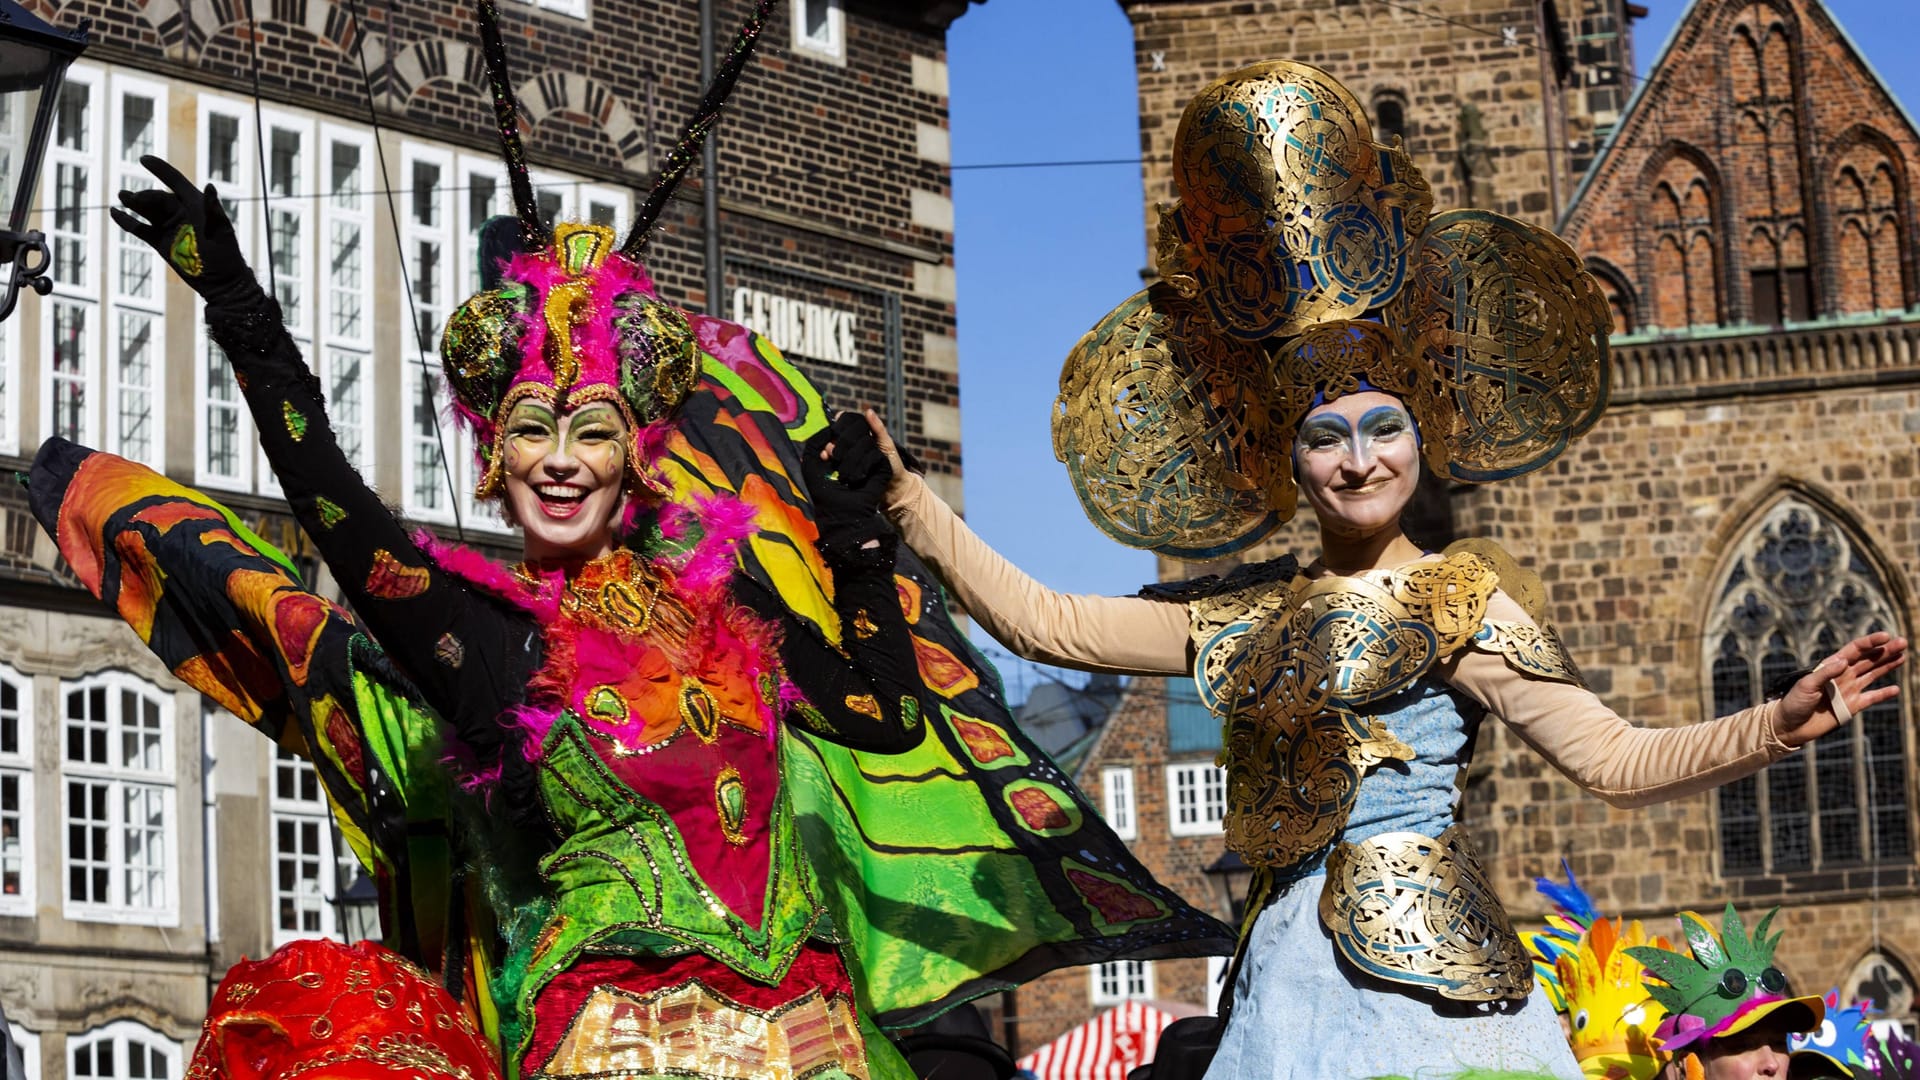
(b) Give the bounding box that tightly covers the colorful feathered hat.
[1521,866,1673,1080]
[1051,60,1613,560]
[1790,990,1875,1074]
[1625,906,1827,1060]
[438,0,772,499]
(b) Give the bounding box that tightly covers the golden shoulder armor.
[1191,549,1501,727]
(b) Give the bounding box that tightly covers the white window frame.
[269,747,355,945]
[0,662,33,917]
[0,298,17,455]
[40,62,106,450]
[506,0,586,20]
[247,107,318,498]
[1166,762,1227,837]
[105,72,170,471]
[319,123,376,478]
[0,89,27,454]
[194,95,259,491]
[791,0,846,64]
[1206,954,1229,1014]
[1090,958,1154,1006]
[60,671,179,926]
[68,1019,182,1080]
[1100,766,1137,841]
[398,142,460,525]
[457,153,511,315]
[8,1022,39,1080]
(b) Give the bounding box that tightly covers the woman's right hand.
[111,155,261,307]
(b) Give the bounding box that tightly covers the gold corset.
[1174,540,1584,1002]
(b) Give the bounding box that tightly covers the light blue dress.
[1202,681,1582,1080]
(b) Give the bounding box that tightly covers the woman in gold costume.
[836,60,1908,1080]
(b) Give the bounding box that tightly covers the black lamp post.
[332,866,381,943]
[1202,850,1254,925]
[0,0,88,322]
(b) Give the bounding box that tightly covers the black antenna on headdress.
[620,0,777,256]
[473,0,549,248]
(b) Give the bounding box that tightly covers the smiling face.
[500,397,629,563]
[1293,391,1421,542]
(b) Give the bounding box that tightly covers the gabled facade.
[1560,0,1920,332]
[1461,0,1920,1025]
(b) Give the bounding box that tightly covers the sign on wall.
[730,288,860,367]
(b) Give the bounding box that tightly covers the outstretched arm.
[857,411,1190,677]
[113,155,536,737]
[1448,590,1907,808]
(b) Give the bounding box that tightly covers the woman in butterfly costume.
[24,5,1232,1078]
[849,60,1908,1079]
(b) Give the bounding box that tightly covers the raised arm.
[113,155,535,736]
[852,413,1189,676]
[1447,590,1907,808]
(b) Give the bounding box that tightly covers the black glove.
[803,411,897,570]
[111,155,263,309]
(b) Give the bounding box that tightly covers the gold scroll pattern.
[1191,550,1501,871]
[533,980,869,1080]
[1318,825,1532,1002]
[1052,64,1612,561]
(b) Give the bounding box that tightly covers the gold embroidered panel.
[534,980,869,1080]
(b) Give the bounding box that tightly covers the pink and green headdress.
[1625,905,1826,1057]
[438,0,774,499]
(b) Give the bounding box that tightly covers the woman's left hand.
[801,411,896,568]
[1774,631,1908,747]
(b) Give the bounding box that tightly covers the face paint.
[501,398,629,563]
[1293,391,1421,542]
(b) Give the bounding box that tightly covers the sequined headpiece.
[440,0,772,499]
[1052,60,1614,559]
[442,223,698,498]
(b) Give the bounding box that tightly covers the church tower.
[1121,0,1639,241]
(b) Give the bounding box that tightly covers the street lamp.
[332,867,382,943]
[1202,850,1254,925]
[0,0,88,322]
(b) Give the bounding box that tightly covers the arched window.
[1706,496,1910,878]
[1712,495,1904,876]
[60,672,178,924]
[1373,92,1409,149]
[1843,950,1917,1036]
[0,661,32,917]
[69,1020,180,1080]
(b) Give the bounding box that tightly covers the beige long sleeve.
[1446,591,1794,808]
[884,472,1191,676]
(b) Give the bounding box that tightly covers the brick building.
[0,1,977,1075]
[1006,0,1920,1055]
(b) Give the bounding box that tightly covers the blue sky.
[943,0,1919,699]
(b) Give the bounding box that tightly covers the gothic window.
[1587,259,1637,334]
[1842,951,1916,1036]
[1707,496,1910,878]
[1832,135,1908,314]
[1649,152,1720,327]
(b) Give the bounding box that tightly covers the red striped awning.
[1015,1000,1201,1080]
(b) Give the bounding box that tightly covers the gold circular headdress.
[1055,60,1612,559]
